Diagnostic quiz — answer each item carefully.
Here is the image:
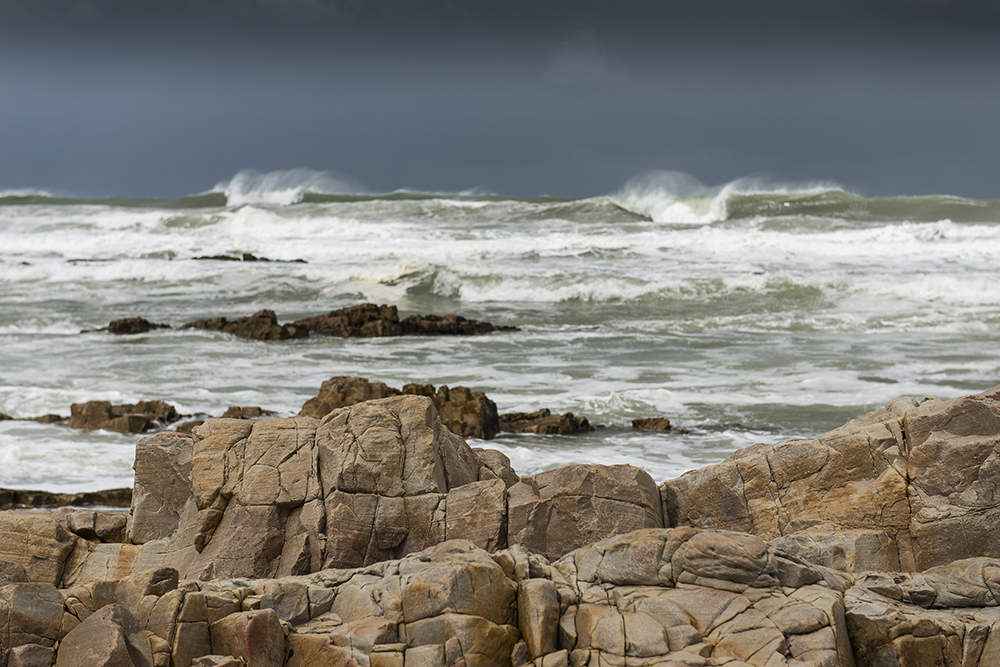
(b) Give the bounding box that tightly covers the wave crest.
[214,168,365,206]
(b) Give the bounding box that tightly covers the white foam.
[214,168,364,206]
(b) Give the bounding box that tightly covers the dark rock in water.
[631,416,689,433]
[499,408,595,435]
[26,414,67,425]
[401,312,519,335]
[82,317,172,335]
[632,416,673,431]
[299,375,500,439]
[220,406,274,419]
[180,309,308,341]
[432,384,499,440]
[193,252,306,263]
[293,302,518,337]
[0,412,11,421]
[69,399,180,434]
[292,302,403,337]
[0,487,132,508]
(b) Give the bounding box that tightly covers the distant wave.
[3,168,999,223]
[212,168,366,206]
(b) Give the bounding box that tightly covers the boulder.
[300,376,500,440]
[507,464,664,562]
[54,604,153,667]
[299,376,401,419]
[0,560,29,586]
[219,406,273,419]
[180,309,307,341]
[0,583,66,648]
[499,409,594,435]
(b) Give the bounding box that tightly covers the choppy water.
[2,170,999,492]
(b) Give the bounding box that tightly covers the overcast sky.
[1,0,998,199]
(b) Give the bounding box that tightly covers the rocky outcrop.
[180,309,308,341]
[292,303,404,337]
[11,386,1000,665]
[300,376,500,439]
[662,385,1000,573]
[499,409,595,435]
[69,400,181,434]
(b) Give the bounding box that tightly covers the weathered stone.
[631,417,674,432]
[69,400,180,434]
[519,579,560,659]
[299,376,401,419]
[301,376,500,440]
[220,406,273,419]
[128,431,195,544]
[0,487,132,509]
[508,464,664,561]
[432,385,499,440]
[772,528,901,573]
[95,317,171,335]
[0,511,77,584]
[180,309,308,341]
[0,559,29,586]
[499,409,594,435]
[293,303,403,337]
[318,396,480,498]
[209,609,285,667]
[400,312,517,336]
[445,478,507,552]
[0,583,65,647]
[7,644,56,667]
[473,448,520,488]
[55,604,153,667]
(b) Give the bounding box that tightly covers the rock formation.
[180,310,308,341]
[300,376,500,440]
[70,400,181,435]
[499,409,595,435]
[5,386,1000,665]
[662,385,1000,572]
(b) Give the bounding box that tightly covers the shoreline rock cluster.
[82,303,519,341]
[2,376,621,438]
[4,385,1000,665]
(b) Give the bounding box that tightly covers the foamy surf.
[2,168,999,491]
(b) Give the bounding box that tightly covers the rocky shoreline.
[3,385,1000,665]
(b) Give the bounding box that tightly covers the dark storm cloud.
[1,0,998,198]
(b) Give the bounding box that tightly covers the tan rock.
[55,604,154,667]
[508,464,664,561]
[209,609,285,667]
[128,431,195,544]
[445,478,508,552]
[299,376,401,419]
[0,511,77,585]
[0,583,65,648]
[518,579,560,659]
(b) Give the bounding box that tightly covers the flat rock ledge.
[5,385,1000,665]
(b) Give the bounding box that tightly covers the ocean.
[2,170,999,493]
